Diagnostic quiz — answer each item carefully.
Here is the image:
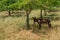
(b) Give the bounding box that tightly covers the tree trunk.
[26,10,30,29]
[44,9,47,16]
[39,9,43,30]
[40,9,43,18]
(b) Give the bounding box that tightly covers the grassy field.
[0,10,60,40]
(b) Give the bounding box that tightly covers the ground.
[0,10,60,40]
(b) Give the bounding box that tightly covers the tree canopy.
[0,0,60,11]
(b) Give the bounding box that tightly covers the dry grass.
[0,10,60,40]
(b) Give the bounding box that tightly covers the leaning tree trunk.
[26,10,31,29]
[44,9,47,16]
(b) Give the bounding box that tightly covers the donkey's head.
[32,17,38,22]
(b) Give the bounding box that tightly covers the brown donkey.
[32,17,51,29]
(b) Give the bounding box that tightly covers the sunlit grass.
[0,10,60,40]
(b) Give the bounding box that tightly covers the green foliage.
[0,0,60,11]
[36,0,60,10]
[8,0,29,10]
[0,0,28,11]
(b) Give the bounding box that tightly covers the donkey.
[32,17,51,29]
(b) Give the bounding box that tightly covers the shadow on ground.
[0,15,22,18]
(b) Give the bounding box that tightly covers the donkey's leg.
[33,21,36,26]
[34,22,35,25]
[48,23,51,28]
[39,23,41,29]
